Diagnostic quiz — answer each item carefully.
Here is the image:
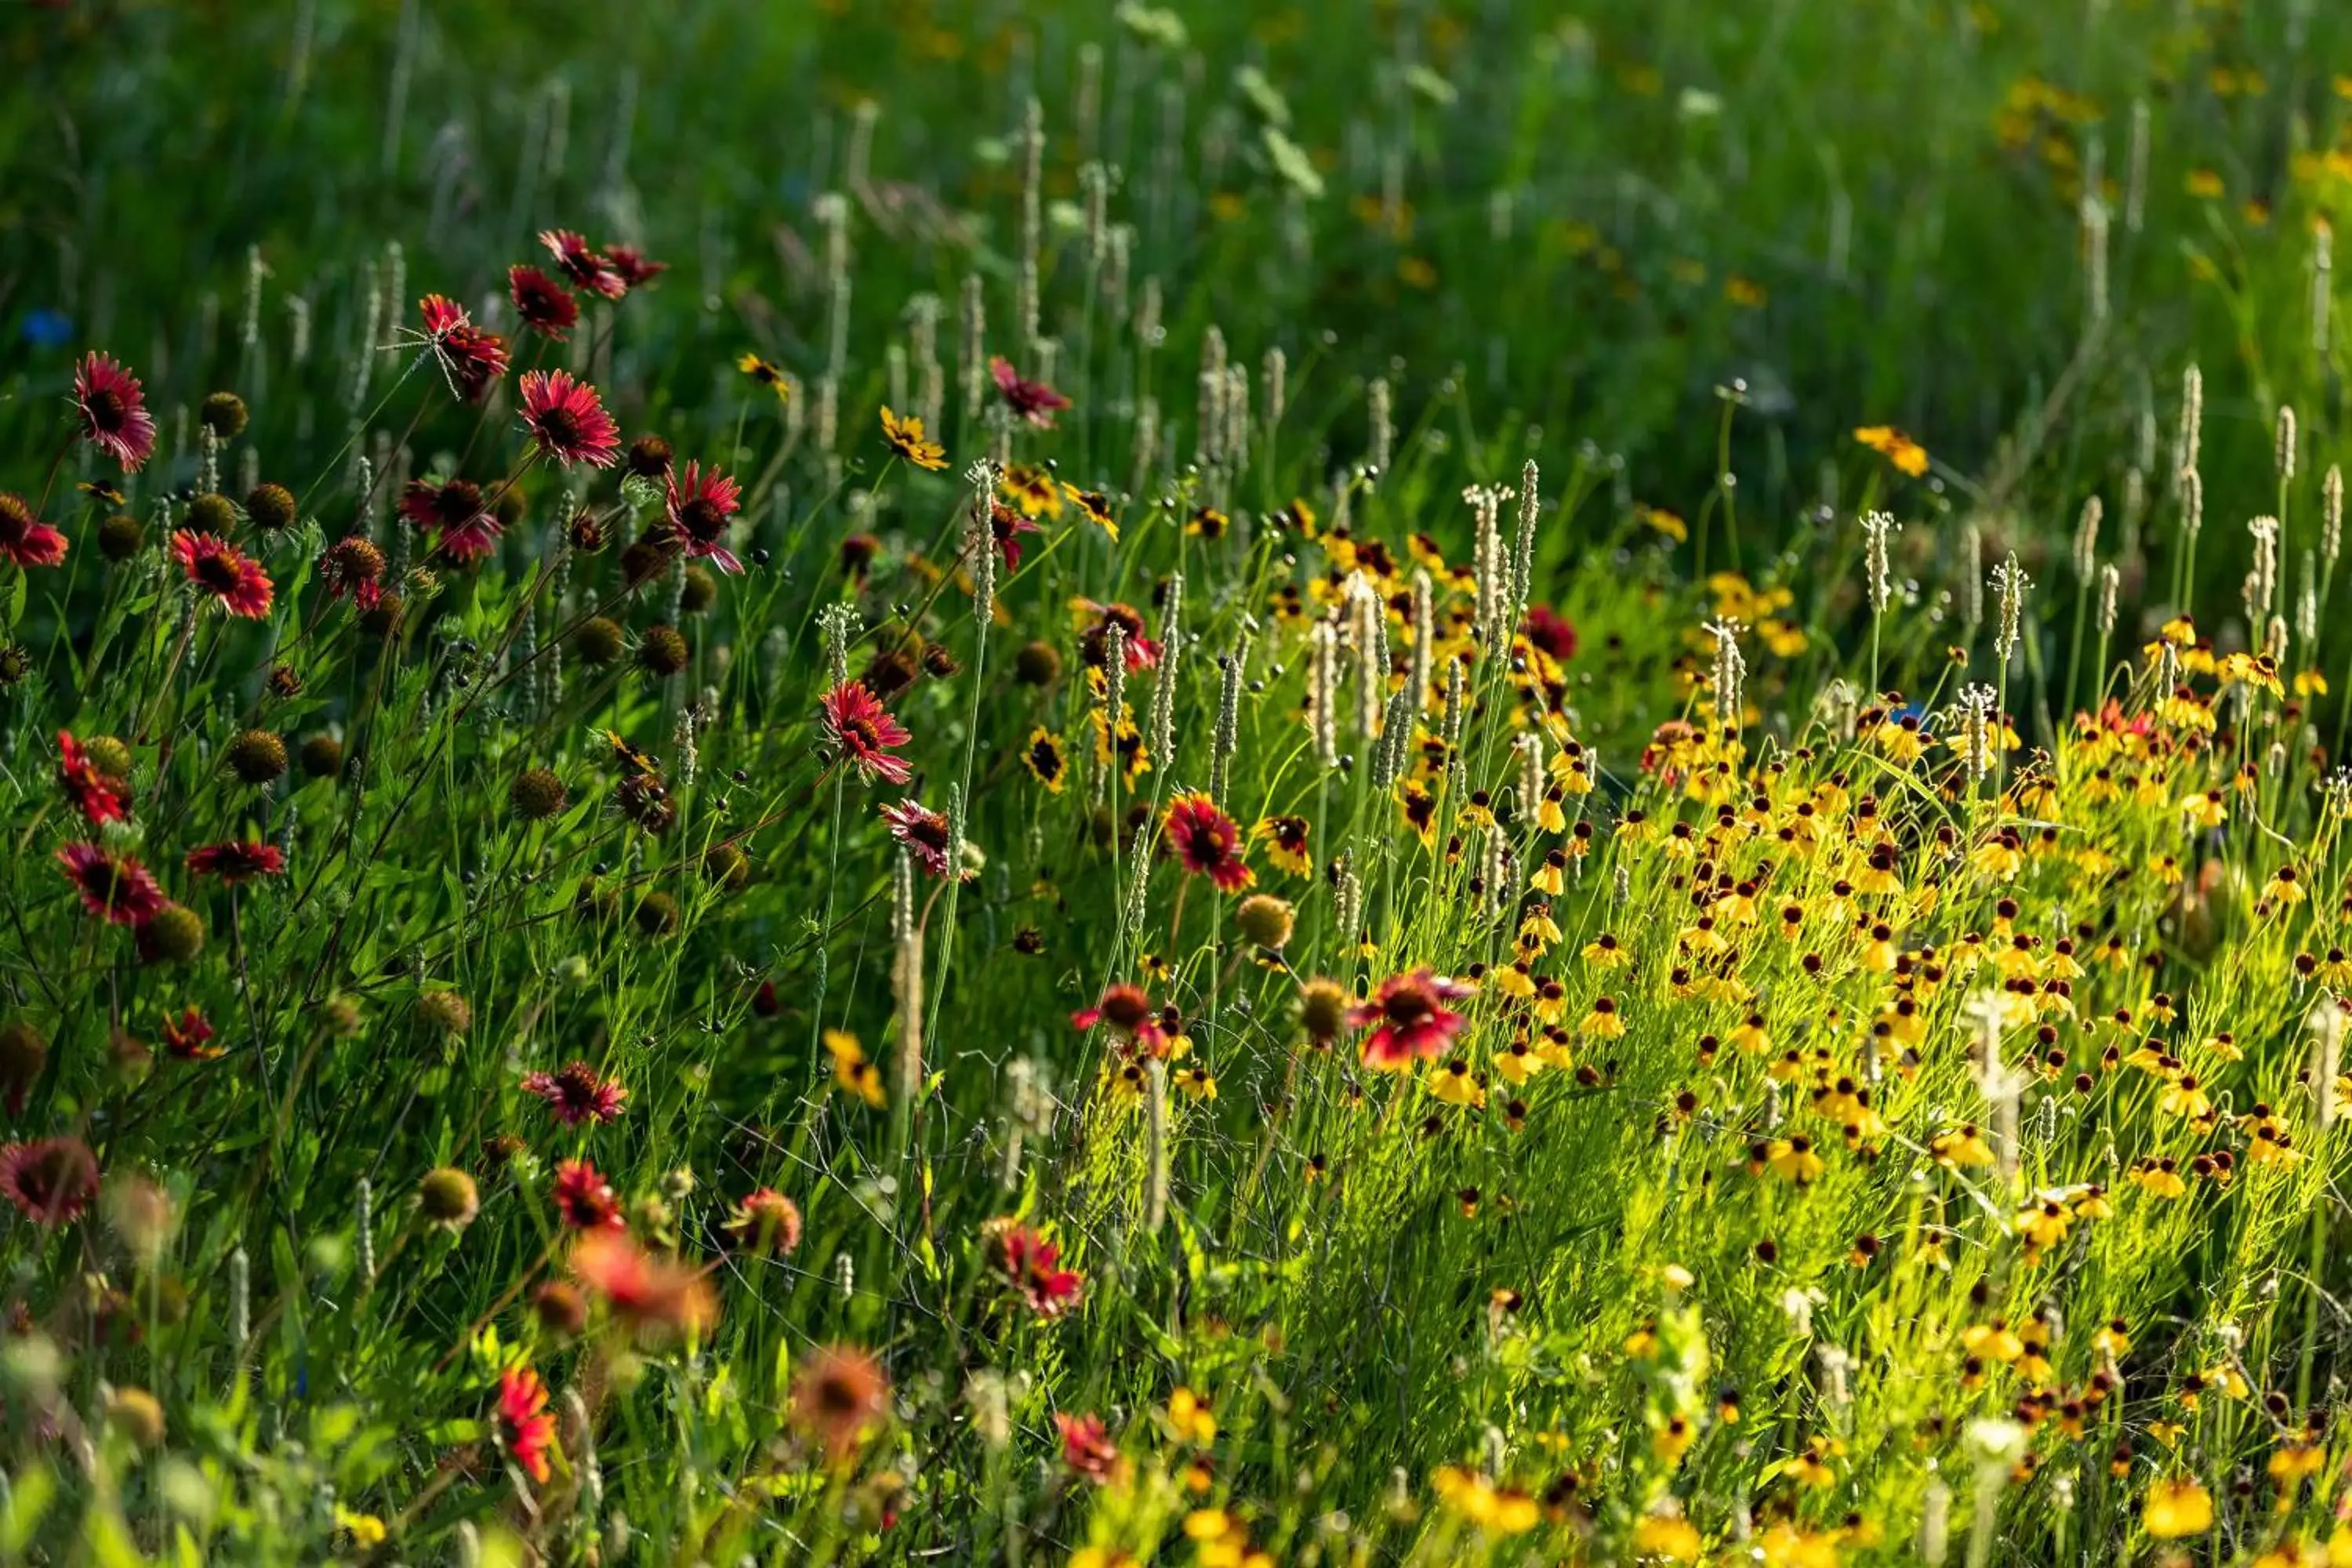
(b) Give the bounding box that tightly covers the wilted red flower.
[550,1159,624,1230]
[160,1006,220,1061]
[0,493,67,568]
[1077,601,1163,670]
[602,245,668,287]
[569,1230,717,1338]
[1349,968,1475,1070]
[507,264,581,340]
[1056,1412,1123,1483]
[521,1062,627,1127]
[55,843,165,926]
[73,352,157,472]
[171,530,274,618]
[399,477,501,561]
[1164,793,1253,892]
[495,1367,560,1484]
[539,229,627,299]
[791,1344,889,1462]
[184,840,287,883]
[518,370,622,469]
[819,680,913,784]
[0,1137,99,1227]
[1523,604,1578,663]
[989,355,1071,428]
[56,731,127,825]
[665,460,742,573]
[880,799,953,878]
[418,295,510,401]
[989,502,1044,573]
[982,1216,1084,1318]
[724,1186,804,1254]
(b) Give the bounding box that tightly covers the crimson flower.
[521,1061,627,1127]
[0,1138,99,1227]
[570,1230,717,1338]
[0,493,67,568]
[880,800,953,878]
[172,530,274,618]
[73,352,157,472]
[791,1345,889,1463]
[1077,601,1162,670]
[399,477,500,561]
[1523,604,1578,663]
[539,229,627,299]
[185,840,286,884]
[507,264,581,340]
[1164,793,1253,892]
[989,502,1043,573]
[56,731,127,825]
[1056,1412,1122,1483]
[55,843,165,926]
[665,460,742,573]
[550,1158,624,1229]
[1349,968,1475,1070]
[1069,983,1159,1045]
[982,1216,1084,1318]
[495,1367,560,1485]
[418,295,510,401]
[518,370,621,468]
[162,1007,221,1060]
[989,355,1071,428]
[724,1186,804,1254]
[602,245,668,287]
[818,680,913,784]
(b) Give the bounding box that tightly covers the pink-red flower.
[56,731,127,825]
[791,1345,889,1462]
[1056,1412,1123,1483]
[724,1186,804,1254]
[418,295,510,401]
[1070,983,1161,1049]
[399,477,501,561]
[540,229,628,299]
[1164,793,1254,892]
[184,840,286,884]
[880,800,954,878]
[550,1158,625,1229]
[1350,968,1475,1070]
[518,370,621,469]
[1523,604,1579,663]
[990,355,1071,428]
[73,352,157,472]
[0,1138,99,1227]
[570,1230,717,1338]
[602,245,668,287]
[172,530,274,618]
[0,493,67,568]
[819,681,913,784]
[521,1062,628,1127]
[56,843,165,926]
[507,264,581,340]
[989,501,1043,573]
[665,460,742,572]
[495,1367,560,1484]
[1077,601,1162,671]
[982,1216,1084,1318]
[162,1006,221,1061]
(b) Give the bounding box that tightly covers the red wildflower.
[184,840,287,883]
[724,1186,804,1254]
[507,264,581,340]
[989,355,1072,428]
[495,1367,560,1484]
[569,1230,717,1338]
[1077,601,1163,670]
[602,245,668,287]
[399,477,501,561]
[1164,793,1253,892]
[982,1216,1085,1318]
[1070,983,1159,1044]
[0,494,67,568]
[1522,604,1579,663]
[880,800,954,878]
[56,731,127,825]
[55,843,165,926]
[521,1061,628,1127]
[665,460,743,573]
[550,1158,625,1229]
[171,530,274,618]
[417,295,510,401]
[791,1344,889,1462]
[73,352,157,472]
[539,229,628,299]
[0,1138,99,1227]
[818,681,913,784]
[517,370,622,469]
[161,1007,221,1061]
[1056,1412,1123,1483]
[1349,968,1475,1070]
[989,501,1044,573]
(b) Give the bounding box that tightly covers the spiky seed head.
[97,512,145,561]
[199,392,249,439]
[245,482,297,532]
[299,734,344,779]
[227,729,288,784]
[1235,893,1296,950]
[573,615,626,664]
[417,1167,480,1229]
[416,990,471,1036]
[510,767,568,820]
[638,624,690,677]
[139,904,206,965]
[183,492,238,534]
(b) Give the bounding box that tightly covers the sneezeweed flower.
[665,460,743,572]
[517,369,622,468]
[568,1230,717,1340]
[724,1186,804,1254]
[550,1159,625,1229]
[521,1061,627,1127]
[495,1367,560,1484]
[1062,485,1120,541]
[56,843,165,926]
[184,840,286,884]
[880,407,948,471]
[1351,969,1473,1070]
[1853,424,1930,477]
[880,800,955,878]
[56,731,128,824]
[172,530,274,617]
[0,1136,100,1226]
[818,680,913,784]
[0,494,67,568]
[506,264,580,339]
[539,228,627,299]
[73,352,157,471]
[1164,793,1254,892]
[990,354,1072,427]
[982,1216,1085,1318]
[791,1344,890,1464]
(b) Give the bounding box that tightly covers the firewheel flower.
[665,460,743,572]
[550,1159,625,1229]
[724,1186,804,1254]
[73,352,157,472]
[399,477,500,561]
[161,1007,220,1060]
[1349,968,1474,1071]
[506,264,580,340]
[56,843,165,926]
[517,370,622,469]
[417,296,510,401]
[791,1344,889,1462]
[982,1217,1085,1318]
[521,1061,628,1127]
[989,501,1044,572]
[601,244,667,287]
[880,800,955,878]
[184,840,287,884]
[495,1367,560,1484]
[539,228,627,299]
[172,530,274,618]
[1163,793,1254,892]
[989,355,1072,428]
[569,1230,717,1339]
[56,731,128,825]
[818,681,913,784]
[0,1137,100,1227]
[0,493,67,568]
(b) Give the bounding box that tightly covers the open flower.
[665,460,742,572]
[1350,969,1474,1070]
[521,1062,627,1126]
[74,352,157,472]
[56,843,165,925]
[550,1159,625,1229]
[518,370,622,468]
[602,244,667,287]
[56,731,127,825]
[819,681,913,783]
[0,1137,99,1227]
[724,1187,804,1254]
[1164,793,1253,892]
[880,799,955,878]
[539,228,628,299]
[400,477,500,561]
[418,296,510,401]
[989,501,1044,572]
[983,1217,1085,1318]
[172,531,274,617]
[1057,1413,1124,1483]
[184,840,287,883]
[989,355,1071,427]
[495,1367,559,1484]
[569,1230,717,1339]
[880,407,948,471]
[791,1344,889,1462]
[507,264,580,339]
[161,1006,220,1060]
[0,494,67,568]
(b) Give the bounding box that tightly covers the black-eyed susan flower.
[880,407,948,471]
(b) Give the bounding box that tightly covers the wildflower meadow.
[13,0,2352,1563]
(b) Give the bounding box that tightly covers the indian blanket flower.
[0,493,67,568]
[665,460,743,572]
[569,1230,717,1338]
[161,1006,220,1060]
[989,501,1044,572]
[1057,1412,1123,1483]
[521,1061,628,1126]
[0,1137,99,1227]
[791,1344,890,1462]
[539,228,627,299]
[56,731,127,825]
[724,1186,804,1254]
[184,840,287,884]
[1077,601,1162,670]
[1522,604,1578,663]
[550,1158,625,1230]
[517,369,622,469]
[1164,793,1254,892]
[399,477,499,561]
[982,1217,1085,1318]
[56,843,165,925]
[495,1367,560,1485]
[1350,968,1475,1070]
[507,264,581,339]
[989,354,1072,428]
[819,680,913,783]
[172,530,274,618]
[601,244,667,287]
[73,352,157,472]
[880,799,955,878]
[418,295,510,401]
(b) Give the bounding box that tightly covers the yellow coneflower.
[999,463,1062,519]
[2143,1476,2213,1539]
[1022,728,1069,793]
[1766,1135,1824,1185]
[1061,483,1120,541]
[826,1029,887,1109]
[1429,1058,1486,1108]
[737,352,791,399]
[1530,848,1567,894]
[879,407,948,471]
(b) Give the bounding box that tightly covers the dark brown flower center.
[1385,986,1432,1027]
[536,407,583,446]
[434,481,483,524]
[194,553,244,592]
[679,497,726,543]
[85,389,126,430]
